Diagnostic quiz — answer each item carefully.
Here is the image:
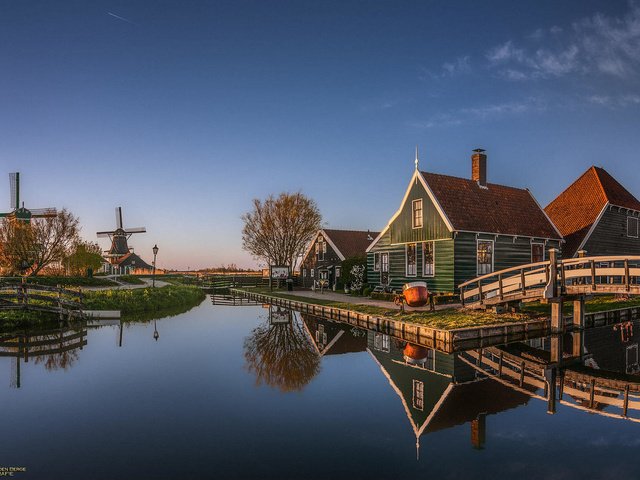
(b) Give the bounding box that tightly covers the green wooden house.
[366,149,562,293]
[545,166,640,258]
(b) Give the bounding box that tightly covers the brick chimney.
[471,148,487,187]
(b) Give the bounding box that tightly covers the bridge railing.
[0,283,84,316]
[459,255,640,308]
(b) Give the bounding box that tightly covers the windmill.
[0,172,57,222]
[97,207,146,264]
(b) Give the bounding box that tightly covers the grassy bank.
[83,284,206,315]
[237,288,536,330]
[522,295,640,315]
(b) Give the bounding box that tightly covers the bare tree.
[0,209,81,276]
[241,192,322,270]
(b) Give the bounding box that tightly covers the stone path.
[283,288,460,312]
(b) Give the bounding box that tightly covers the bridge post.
[551,300,564,332]
[573,296,585,329]
[544,248,560,300]
[570,330,583,358]
[544,367,557,415]
[550,333,563,364]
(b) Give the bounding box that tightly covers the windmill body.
[97,207,153,274]
[0,172,57,222]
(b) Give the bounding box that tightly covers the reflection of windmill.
[97,207,146,264]
[0,172,56,222]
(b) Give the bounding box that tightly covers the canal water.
[1,297,640,479]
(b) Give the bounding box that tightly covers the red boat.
[402,281,429,307]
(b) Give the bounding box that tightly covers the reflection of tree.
[244,315,320,392]
[33,350,79,371]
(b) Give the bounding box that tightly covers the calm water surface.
[1,297,640,479]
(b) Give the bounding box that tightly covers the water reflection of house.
[300,314,367,357]
[584,323,640,375]
[367,331,529,455]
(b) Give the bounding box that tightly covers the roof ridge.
[590,166,609,202]
[421,170,530,192]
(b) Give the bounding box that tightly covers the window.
[628,217,639,238]
[374,333,390,352]
[303,269,307,277]
[310,268,314,278]
[477,240,494,275]
[531,243,545,263]
[374,253,381,271]
[422,241,435,276]
[412,199,423,229]
[406,243,417,276]
[335,267,341,278]
[317,237,325,261]
[381,253,389,273]
[412,380,424,410]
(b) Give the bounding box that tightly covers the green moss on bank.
[236,288,537,330]
[522,295,640,315]
[83,285,206,315]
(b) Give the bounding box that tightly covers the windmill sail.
[116,207,123,229]
[124,227,146,233]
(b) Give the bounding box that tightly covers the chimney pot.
[471,149,487,187]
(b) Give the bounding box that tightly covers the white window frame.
[412,380,424,411]
[422,241,435,277]
[374,333,390,353]
[335,267,341,278]
[412,199,423,229]
[310,268,314,278]
[628,216,639,238]
[477,239,494,275]
[373,252,381,272]
[406,243,417,277]
[531,242,545,263]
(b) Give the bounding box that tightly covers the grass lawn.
[235,288,538,330]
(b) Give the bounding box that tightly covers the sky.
[2,0,640,270]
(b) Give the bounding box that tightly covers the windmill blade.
[30,207,57,218]
[124,227,146,233]
[9,173,18,210]
[116,207,123,229]
[97,233,112,238]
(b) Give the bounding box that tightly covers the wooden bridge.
[460,252,640,310]
[0,282,85,319]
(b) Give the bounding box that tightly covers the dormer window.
[412,199,423,229]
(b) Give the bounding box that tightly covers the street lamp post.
[152,244,159,288]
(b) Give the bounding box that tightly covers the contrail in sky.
[107,12,136,25]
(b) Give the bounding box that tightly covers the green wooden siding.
[454,233,562,290]
[389,177,452,244]
[368,229,455,292]
[582,207,640,256]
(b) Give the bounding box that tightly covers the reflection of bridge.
[460,254,640,309]
[0,326,87,388]
[459,331,640,423]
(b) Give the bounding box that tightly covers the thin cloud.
[410,98,545,129]
[107,11,136,25]
[421,55,472,80]
[486,3,640,80]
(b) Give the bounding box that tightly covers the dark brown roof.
[421,172,561,239]
[324,229,379,259]
[544,166,640,257]
[115,252,153,270]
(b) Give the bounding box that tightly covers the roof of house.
[323,229,379,259]
[421,171,561,239]
[114,252,153,270]
[544,166,640,257]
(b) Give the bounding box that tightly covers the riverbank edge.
[0,284,206,331]
[231,288,551,348]
[232,288,640,346]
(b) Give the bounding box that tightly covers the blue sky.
[2,1,640,269]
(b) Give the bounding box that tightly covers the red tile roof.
[323,229,379,259]
[421,172,561,239]
[544,166,640,257]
